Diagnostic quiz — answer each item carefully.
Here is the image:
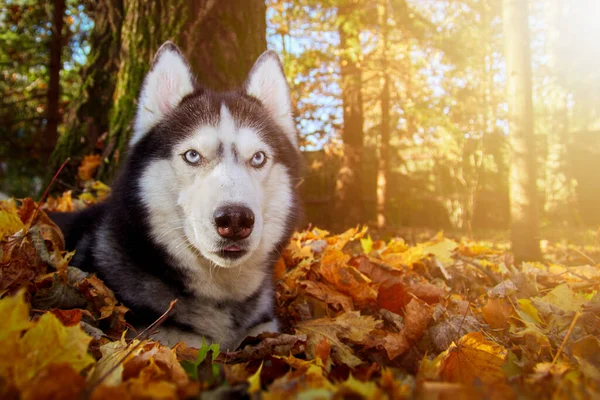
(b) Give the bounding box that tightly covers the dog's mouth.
[217,244,248,260]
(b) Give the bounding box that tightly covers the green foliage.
[0,0,89,196]
[180,337,221,382]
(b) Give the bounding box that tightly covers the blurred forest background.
[1,0,600,261]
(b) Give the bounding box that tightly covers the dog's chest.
[161,282,274,350]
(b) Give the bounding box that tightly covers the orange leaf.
[482,298,513,329]
[78,154,102,181]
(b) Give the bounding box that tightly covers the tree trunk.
[44,0,66,154]
[51,0,124,173]
[54,0,266,182]
[181,0,266,91]
[377,0,390,229]
[334,8,365,230]
[503,0,541,261]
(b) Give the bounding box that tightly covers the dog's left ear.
[131,41,195,146]
[245,51,297,147]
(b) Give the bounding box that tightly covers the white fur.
[131,43,195,146]
[246,51,297,147]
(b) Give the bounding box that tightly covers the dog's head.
[128,42,300,269]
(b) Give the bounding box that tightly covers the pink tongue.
[225,245,242,252]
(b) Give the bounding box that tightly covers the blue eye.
[183,150,202,165]
[250,151,267,168]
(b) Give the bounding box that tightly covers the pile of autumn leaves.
[1,193,600,399]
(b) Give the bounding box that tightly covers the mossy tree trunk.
[54,0,267,182]
[334,5,366,230]
[44,0,65,154]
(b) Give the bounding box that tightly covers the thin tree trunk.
[335,8,365,229]
[377,0,390,229]
[44,0,66,154]
[503,0,541,261]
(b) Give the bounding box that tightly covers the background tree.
[334,3,366,229]
[503,0,541,260]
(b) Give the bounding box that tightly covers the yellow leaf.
[539,283,586,312]
[340,374,380,397]
[518,299,543,324]
[90,335,146,387]
[423,238,457,266]
[247,361,263,394]
[360,235,373,254]
[14,312,94,389]
[0,199,25,240]
[0,291,34,375]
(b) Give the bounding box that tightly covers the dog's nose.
[214,205,255,240]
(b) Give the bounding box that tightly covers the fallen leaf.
[78,154,102,181]
[296,311,378,368]
[482,297,514,329]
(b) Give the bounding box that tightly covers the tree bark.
[503,0,541,261]
[54,0,266,182]
[44,0,66,154]
[334,7,365,230]
[181,0,266,91]
[377,0,390,229]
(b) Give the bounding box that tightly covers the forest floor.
[1,176,599,399]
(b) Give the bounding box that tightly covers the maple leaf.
[14,312,95,388]
[431,332,514,399]
[0,199,25,240]
[318,249,377,307]
[0,291,34,376]
[0,292,94,393]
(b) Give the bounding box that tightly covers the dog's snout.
[214,205,255,240]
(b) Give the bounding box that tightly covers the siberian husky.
[51,42,301,350]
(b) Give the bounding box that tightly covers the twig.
[570,247,597,265]
[81,299,178,398]
[552,311,580,364]
[30,157,70,226]
[456,255,500,285]
[453,300,471,343]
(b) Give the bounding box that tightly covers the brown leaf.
[377,283,411,315]
[222,333,307,363]
[482,297,514,329]
[301,280,355,311]
[21,363,86,400]
[295,311,379,368]
[50,308,85,326]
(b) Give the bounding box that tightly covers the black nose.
[214,205,255,240]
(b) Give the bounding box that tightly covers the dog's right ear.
[131,41,195,146]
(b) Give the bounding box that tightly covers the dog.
[51,41,301,350]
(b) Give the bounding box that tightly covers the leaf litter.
[1,181,600,398]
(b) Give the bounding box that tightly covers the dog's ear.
[131,41,195,146]
[245,51,297,147]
